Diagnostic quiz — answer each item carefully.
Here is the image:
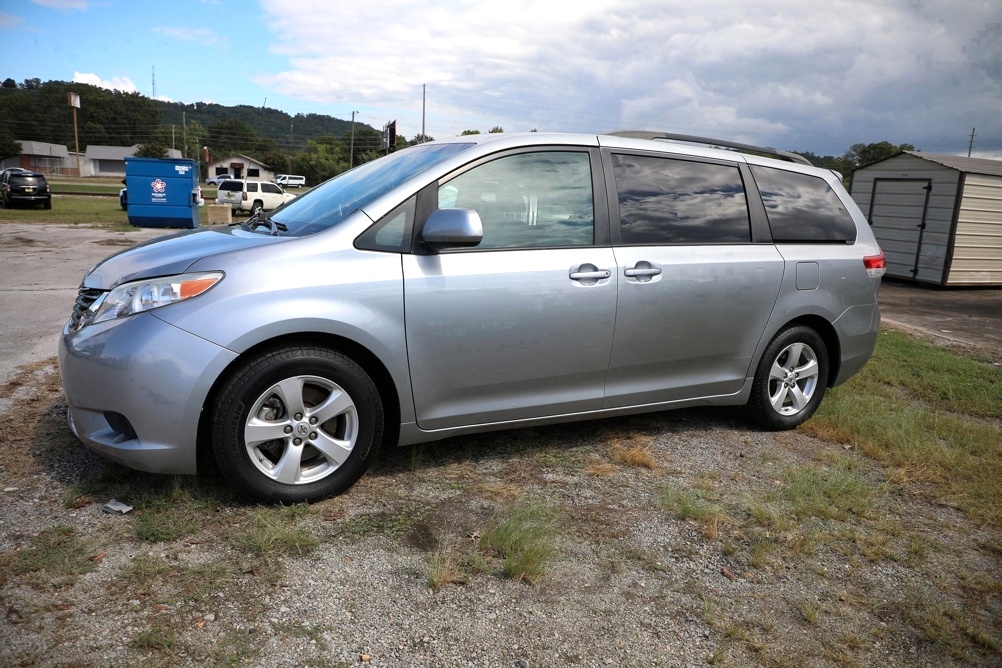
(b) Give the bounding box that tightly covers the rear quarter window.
[750,165,857,243]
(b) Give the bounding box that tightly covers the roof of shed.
[901,151,1002,177]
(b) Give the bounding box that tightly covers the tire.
[249,201,263,217]
[746,325,829,430]
[211,345,384,503]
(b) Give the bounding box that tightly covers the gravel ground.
[1,355,999,667]
[0,223,999,667]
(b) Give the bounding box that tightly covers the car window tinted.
[612,154,750,244]
[262,183,281,194]
[438,151,594,249]
[247,183,258,193]
[218,181,242,192]
[750,165,857,242]
[273,142,473,237]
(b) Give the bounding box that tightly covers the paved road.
[878,279,1002,351]
[1,222,999,388]
[0,223,172,386]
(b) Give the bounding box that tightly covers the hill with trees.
[2,76,916,184]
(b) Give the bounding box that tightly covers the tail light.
[242,191,248,201]
[864,251,886,279]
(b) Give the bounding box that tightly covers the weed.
[793,597,821,624]
[232,505,319,557]
[426,547,471,591]
[129,623,177,652]
[479,501,558,583]
[0,525,98,589]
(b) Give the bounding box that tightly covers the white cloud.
[0,12,24,29]
[30,0,88,9]
[73,72,139,93]
[153,26,229,50]
[251,0,1000,153]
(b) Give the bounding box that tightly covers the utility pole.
[183,111,187,157]
[968,127,976,157]
[66,92,81,176]
[422,84,426,138]
[349,110,358,168]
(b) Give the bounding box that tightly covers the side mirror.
[421,209,483,249]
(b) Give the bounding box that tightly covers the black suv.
[1,170,52,209]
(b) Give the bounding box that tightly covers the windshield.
[271,142,474,236]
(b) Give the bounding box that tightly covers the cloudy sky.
[3,0,1000,157]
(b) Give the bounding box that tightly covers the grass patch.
[803,329,1002,526]
[231,505,319,557]
[0,193,210,226]
[426,546,474,590]
[479,501,559,583]
[0,525,99,589]
[661,484,731,539]
[129,623,177,652]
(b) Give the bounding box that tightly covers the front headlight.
[88,271,224,326]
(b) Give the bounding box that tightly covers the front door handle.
[569,263,611,285]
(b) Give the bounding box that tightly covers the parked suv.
[1,170,51,209]
[59,131,886,502]
[215,179,296,215]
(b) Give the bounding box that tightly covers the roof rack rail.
[607,131,813,166]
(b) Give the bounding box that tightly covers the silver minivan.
[58,131,886,502]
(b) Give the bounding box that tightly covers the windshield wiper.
[246,212,287,236]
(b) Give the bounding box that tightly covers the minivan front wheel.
[211,345,383,502]
[747,326,829,430]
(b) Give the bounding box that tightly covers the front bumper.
[58,311,238,474]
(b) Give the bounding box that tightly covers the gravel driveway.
[1,222,999,667]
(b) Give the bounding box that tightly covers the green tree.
[842,141,916,170]
[295,137,345,185]
[410,133,435,144]
[134,142,169,158]
[460,129,481,136]
[19,78,41,90]
[489,126,504,133]
[0,129,21,161]
[207,118,272,157]
[2,78,16,89]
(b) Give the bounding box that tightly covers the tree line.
[2,77,916,185]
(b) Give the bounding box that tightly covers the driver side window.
[438,151,594,249]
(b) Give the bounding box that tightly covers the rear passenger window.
[438,151,594,249]
[750,166,857,242]
[612,154,750,244]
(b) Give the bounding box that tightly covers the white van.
[274,174,306,188]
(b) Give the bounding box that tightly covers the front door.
[403,149,617,430]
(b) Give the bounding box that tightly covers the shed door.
[867,178,932,279]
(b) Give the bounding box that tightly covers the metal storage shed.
[850,151,1002,286]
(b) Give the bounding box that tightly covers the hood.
[83,227,280,289]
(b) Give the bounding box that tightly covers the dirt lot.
[1,222,1000,667]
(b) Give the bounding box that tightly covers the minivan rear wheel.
[211,345,383,502]
[746,326,828,430]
